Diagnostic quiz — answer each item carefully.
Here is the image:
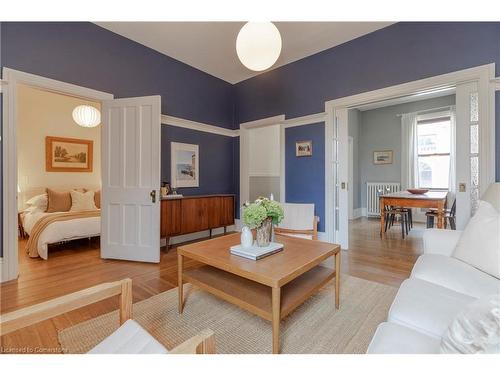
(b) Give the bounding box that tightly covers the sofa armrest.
[422,229,462,257]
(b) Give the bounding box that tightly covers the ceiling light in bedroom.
[72,105,101,128]
[236,22,282,71]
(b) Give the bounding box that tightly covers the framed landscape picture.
[373,150,393,165]
[45,136,93,172]
[296,140,313,157]
[171,142,199,188]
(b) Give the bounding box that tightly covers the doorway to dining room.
[325,64,495,251]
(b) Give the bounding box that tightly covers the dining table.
[379,191,448,238]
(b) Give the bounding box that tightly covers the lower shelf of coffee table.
[183,264,336,321]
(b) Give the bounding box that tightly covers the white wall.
[358,95,456,209]
[248,125,281,200]
[17,84,101,208]
[248,125,280,176]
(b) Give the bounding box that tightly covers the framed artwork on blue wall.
[171,142,199,188]
[296,140,312,157]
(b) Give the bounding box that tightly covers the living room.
[1,1,499,374]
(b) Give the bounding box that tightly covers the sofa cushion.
[411,254,500,298]
[88,319,168,354]
[367,322,440,354]
[388,278,475,339]
[441,294,500,354]
[453,201,500,279]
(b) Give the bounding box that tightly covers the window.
[416,117,451,189]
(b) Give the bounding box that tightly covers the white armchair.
[274,203,319,240]
[0,279,215,354]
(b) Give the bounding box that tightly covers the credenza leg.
[272,287,281,354]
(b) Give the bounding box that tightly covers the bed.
[20,186,101,259]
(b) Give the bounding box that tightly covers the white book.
[230,242,284,260]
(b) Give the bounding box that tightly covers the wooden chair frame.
[274,216,319,240]
[0,278,215,354]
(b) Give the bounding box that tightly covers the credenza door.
[181,198,209,233]
[161,199,181,237]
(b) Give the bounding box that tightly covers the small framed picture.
[296,140,313,157]
[171,142,199,188]
[45,136,93,172]
[373,150,393,165]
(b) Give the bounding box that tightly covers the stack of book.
[230,242,284,260]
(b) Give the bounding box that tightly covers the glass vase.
[256,217,272,247]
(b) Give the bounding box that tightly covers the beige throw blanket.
[26,210,101,258]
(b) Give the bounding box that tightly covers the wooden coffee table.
[177,233,341,354]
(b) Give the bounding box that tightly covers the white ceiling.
[95,22,393,84]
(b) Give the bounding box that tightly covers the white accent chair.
[274,203,319,240]
[0,279,215,354]
[367,183,500,354]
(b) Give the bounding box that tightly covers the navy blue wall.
[285,123,325,232]
[234,22,500,181]
[0,22,237,256]
[161,125,235,196]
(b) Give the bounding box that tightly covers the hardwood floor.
[0,218,423,353]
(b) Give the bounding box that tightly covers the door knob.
[150,190,156,203]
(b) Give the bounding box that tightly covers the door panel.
[101,96,161,263]
[208,197,222,228]
[455,82,479,229]
[161,199,181,237]
[221,196,235,226]
[181,198,209,233]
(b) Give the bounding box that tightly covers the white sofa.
[367,184,500,354]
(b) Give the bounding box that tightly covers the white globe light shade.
[72,105,101,128]
[236,22,282,71]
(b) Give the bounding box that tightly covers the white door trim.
[1,67,114,282]
[239,115,286,207]
[325,63,496,249]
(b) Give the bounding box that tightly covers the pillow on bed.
[46,189,72,212]
[26,193,48,211]
[70,190,97,211]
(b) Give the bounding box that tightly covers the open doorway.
[326,64,495,251]
[346,89,456,252]
[16,83,102,263]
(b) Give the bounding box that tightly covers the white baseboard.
[361,207,367,217]
[351,208,363,219]
[317,231,328,242]
[161,224,237,247]
[160,220,328,247]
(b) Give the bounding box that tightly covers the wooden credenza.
[161,194,235,247]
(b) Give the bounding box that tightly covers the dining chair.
[378,189,410,239]
[0,279,215,354]
[426,197,456,230]
[274,203,319,240]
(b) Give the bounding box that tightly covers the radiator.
[366,182,401,217]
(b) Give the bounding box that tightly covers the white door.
[455,82,480,229]
[348,137,354,220]
[101,96,161,263]
[333,109,349,249]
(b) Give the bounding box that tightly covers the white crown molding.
[161,114,239,137]
[283,112,327,128]
[240,114,286,129]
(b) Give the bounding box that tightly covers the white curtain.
[401,112,419,190]
[448,106,457,204]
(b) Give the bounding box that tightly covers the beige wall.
[17,84,101,208]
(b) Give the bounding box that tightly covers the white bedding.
[23,208,101,259]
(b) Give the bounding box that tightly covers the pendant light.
[236,22,282,71]
[72,105,101,128]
